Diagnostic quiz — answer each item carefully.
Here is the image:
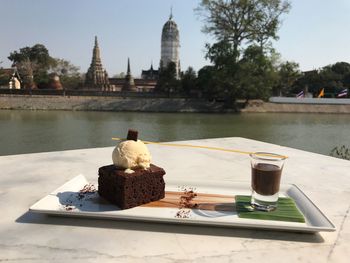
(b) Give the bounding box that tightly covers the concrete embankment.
[0,94,227,113]
[2,95,350,113]
[241,100,350,113]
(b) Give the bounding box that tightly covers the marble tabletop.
[0,137,349,263]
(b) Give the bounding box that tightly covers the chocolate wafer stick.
[126,129,138,141]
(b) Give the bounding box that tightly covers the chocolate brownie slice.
[98,164,166,209]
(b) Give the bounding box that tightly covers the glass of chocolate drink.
[250,152,287,211]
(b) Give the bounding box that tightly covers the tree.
[156,62,180,94]
[330,62,350,90]
[294,70,321,96]
[236,45,279,100]
[196,0,291,104]
[275,61,300,96]
[253,0,291,48]
[330,62,350,76]
[113,72,125,78]
[203,42,282,102]
[205,40,239,70]
[181,67,197,95]
[196,0,290,62]
[202,40,241,101]
[197,65,218,99]
[8,44,55,88]
[294,67,341,97]
[0,70,9,87]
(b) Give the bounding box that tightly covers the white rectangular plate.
[30,175,335,233]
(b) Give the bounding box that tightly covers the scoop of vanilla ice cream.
[112,140,151,169]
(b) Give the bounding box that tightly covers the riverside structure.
[86,10,181,91]
[84,36,110,91]
[160,10,181,79]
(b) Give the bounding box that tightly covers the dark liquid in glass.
[251,163,282,195]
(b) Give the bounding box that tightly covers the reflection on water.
[0,110,349,156]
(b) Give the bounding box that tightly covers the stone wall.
[269,97,350,105]
[2,95,349,114]
[0,94,226,113]
[241,100,350,113]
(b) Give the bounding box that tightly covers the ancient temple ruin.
[122,58,138,92]
[160,10,180,79]
[85,36,110,90]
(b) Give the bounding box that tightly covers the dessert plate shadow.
[29,175,335,233]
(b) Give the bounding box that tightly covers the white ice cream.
[112,140,151,169]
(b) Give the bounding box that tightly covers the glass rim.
[249,152,287,161]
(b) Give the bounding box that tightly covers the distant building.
[303,69,319,75]
[48,74,63,90]
[122,58,137,92]
[160,10,180,79]
[85,36,110,90]
[85,10,181,92]
[108,78,157,92]
[0,67,21,89]
[109,59,157,92]
[141,63,159,80]
[140,10,181,82]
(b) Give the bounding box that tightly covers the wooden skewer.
[111,137,288,159]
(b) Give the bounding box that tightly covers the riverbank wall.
[1,94,350,113]
[0,94,227,113]
[242,99,350,113]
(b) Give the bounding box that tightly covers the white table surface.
[0,137,349,263]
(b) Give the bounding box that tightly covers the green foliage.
[196,0,291,104]
[294,62,350,97]
[0,62,9,86]
[196,0,290,57]
[0,72,9,86]
[8,44,54,68]
[181,67,197,95]
[197,66,219,99]
[157,62,181,94]
[113,72,125,78]
[8,44,55,88]
[200,40,240,102]
[236,45,278,100]
[274,61,301,96]
[197,43,280,102]
[205,40,240,68]
[7,44,82,89]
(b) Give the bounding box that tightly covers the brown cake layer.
[98,164,166,209]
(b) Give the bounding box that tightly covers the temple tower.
[160,9,180,79]
[85,36,110,90]
[122,58,138,92]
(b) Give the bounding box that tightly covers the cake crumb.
[175,209,191,219]
[179,188,198,208]
[78,183,97,200]
[175,186,198,219]
[60,183,97,211]
[64,205,74,211]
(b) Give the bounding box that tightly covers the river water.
[0,110,349,156]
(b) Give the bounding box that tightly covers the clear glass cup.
[250,152,287,211]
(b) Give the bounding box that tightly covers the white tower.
[160,9,180,79]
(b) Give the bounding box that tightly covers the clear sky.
[0,0,349,77]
